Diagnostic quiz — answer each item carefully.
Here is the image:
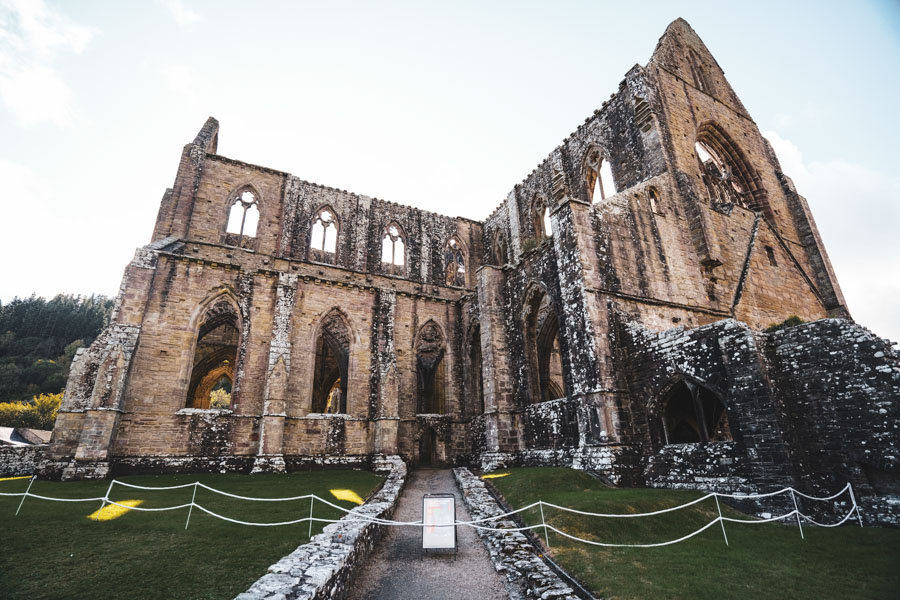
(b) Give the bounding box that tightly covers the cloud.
[159,0,202,26]
[0,0,95,127]
[764,130,900,343]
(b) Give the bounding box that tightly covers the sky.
[1,0,898,342]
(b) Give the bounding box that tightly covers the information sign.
[422,494,457,551]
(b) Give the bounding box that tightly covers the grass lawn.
[0,469,384,600]
[486,467,900,600]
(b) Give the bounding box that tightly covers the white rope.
[195,483,316,502]
[798,506,858,528]
[543,518,724,548]
[789,483,851,502]
[721,511,799,524]
[538,494,714,518]
[105,499,194,512]
[111,480,197,491]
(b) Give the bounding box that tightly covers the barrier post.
[308,496,315,539]
[714,494,729,546]
[15,475,36,516]
[539,501,550,548]
[789,489,804,539]
[98,479,116,513]
[847,484,864,528]
[184,481,198,530]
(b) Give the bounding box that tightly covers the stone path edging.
[453,467,579,600]
[235,455,406,600]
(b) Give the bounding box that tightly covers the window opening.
[186,301,239,409]
[381,223,406,274]
[311,312,350,414]
[648,188,661,213]
[661,380,731,445]
[765,245,778,267]
[444,238,466,287]
[586,150,616,203]
[310,208,338,256]
[416,322,446,414]
[226,190,259,239]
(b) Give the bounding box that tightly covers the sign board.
[422,493,457,551]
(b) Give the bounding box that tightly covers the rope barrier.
[1,475,864,547]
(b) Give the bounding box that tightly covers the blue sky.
[1,0,898,342]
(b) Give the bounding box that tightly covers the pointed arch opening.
[660,380,731,445]
[492,230,508,266]
[530,195,551,240]
[225,188,260,248]
[695,123,769,217]
[381,222,406,276]
[311,310,351,414]
[584,148,617,204]
[522,285,566,404]
[416,321,446,414]
[444,237,467,287]
[309,206,339,264]
[186,299,240,409]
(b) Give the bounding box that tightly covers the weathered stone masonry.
[35,19,896,522]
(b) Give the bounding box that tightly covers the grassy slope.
[487,467,900,600]
[0,470,383,600]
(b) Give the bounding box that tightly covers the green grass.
[486,467,900,600]
[0,470,384,600]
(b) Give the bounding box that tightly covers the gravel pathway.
[346,468,509,600]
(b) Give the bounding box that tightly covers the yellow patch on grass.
[330,489,364,505]
[0,476,32,482]
[88,499,143,521]
[480,472,510,479]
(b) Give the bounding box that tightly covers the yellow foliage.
[88,499,143,521]
[329,488,365,505]
[209,389,231,409]
[481,472,510,480]
[0,392,62,430]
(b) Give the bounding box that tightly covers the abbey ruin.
[37,19,897,518]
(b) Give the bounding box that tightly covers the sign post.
[422,493,457,554]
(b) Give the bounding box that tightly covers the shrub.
[765,315,805,333]
[208,389,231,409]
[0,392,62,430]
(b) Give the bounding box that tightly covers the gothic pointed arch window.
[531,196,551,239]
[416,321,446,414]
[660,380,731,445]
[694,124,767,215]
[309,206,339,264]
[444,237,467,287]
[522,286,566,404]
[688,49,713,94]
[311,310,351,414]
[186,299,240,409]
[225,189,260,248]
[492,230,508,266]
[381,222,406,276]
[584,148,616,204]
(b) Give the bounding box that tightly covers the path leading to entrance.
[347,468,509,600]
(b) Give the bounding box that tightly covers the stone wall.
[236,455,406,600]
[0,445,45,477]
[453,467,578,600]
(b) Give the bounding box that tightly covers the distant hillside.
[0,294,114,402]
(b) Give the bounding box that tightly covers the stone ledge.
[235,454,406,600]
[453,467,579,600]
